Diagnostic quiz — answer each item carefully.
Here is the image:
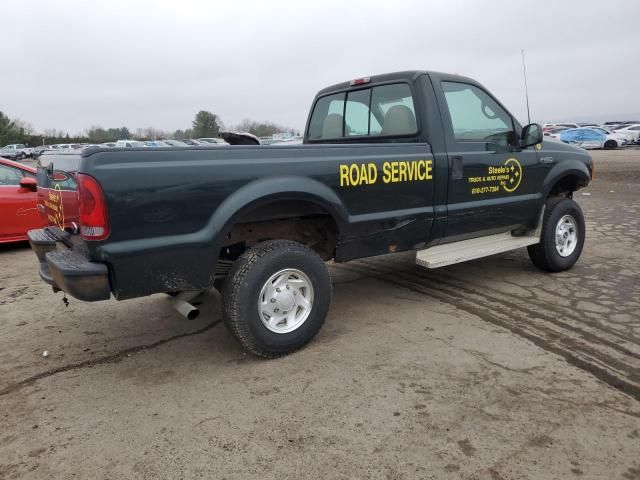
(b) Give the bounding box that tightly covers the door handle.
[451,156,463,180]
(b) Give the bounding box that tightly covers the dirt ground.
[1,150,639,480]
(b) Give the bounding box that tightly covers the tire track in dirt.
[353,255,639,351]
[333,261,640,401]
[411,267,640,359]
[352,258,640,373]
[343,257,639,361]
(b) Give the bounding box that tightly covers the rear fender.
[209,176,348,252]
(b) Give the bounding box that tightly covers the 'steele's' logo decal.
[468,157,523,195]
[501,158,523,193]
[45,185,65,229]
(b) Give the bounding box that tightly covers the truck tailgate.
[27,227,110,301]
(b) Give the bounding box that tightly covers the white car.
[613,124,640,141]
[163,139,188,147]
[543,122,580,131]
[115,140,146,148]
[591,127,629,145]
[543,126,571,140]
[1,144,33,159]
[53,143,82,150]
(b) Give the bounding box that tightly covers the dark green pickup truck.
[28,70,593,357]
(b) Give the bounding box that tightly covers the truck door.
[433,79,541,239]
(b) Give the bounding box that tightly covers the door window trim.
[438,80,521,150]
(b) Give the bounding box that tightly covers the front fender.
[542,158,591,197]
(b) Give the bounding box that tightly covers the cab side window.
[442,82,515,147]
[0,165,24,186]
[370,84,416,136]
[307,83,417,140]
[307,93,346,139]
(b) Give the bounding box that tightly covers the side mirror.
[521,123,543,148]
[19,176,37,192]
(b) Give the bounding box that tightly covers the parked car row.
[13,137,235,160]
[31,143,86,159]
[557,127,639,149]
[542,121,640,149]
[112,138,229,148]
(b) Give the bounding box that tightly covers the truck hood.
[538,139,593,173]
[540,138,590,156]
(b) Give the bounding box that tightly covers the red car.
[0,157,44,243]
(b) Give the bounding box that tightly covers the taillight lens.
[77,173,109,240]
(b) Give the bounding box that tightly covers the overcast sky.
[2,0,638,135]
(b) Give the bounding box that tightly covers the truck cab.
[304,71,589,245]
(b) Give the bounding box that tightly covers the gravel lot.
[1,150,639,479]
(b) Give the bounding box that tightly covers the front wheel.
[222,240,332,358]
[527,197,585,272]
[604,140,617,150]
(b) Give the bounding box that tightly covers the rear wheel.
[222,240,332,358]
[527,197,585,272]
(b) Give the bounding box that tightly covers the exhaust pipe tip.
[170,292,202,320]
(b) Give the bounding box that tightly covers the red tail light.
[77,173,109,240]
[350,77,370,86]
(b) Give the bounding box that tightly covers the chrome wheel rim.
[258,269,314,334]
[555,214,578,257]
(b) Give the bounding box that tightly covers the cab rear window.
[307,83,417,140]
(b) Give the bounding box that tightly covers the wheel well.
[219,200,339,264]
[549,174,588,197]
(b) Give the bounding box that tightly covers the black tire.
[527,197,585,272]
[222,240,332,358]
[604,140,617,150]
